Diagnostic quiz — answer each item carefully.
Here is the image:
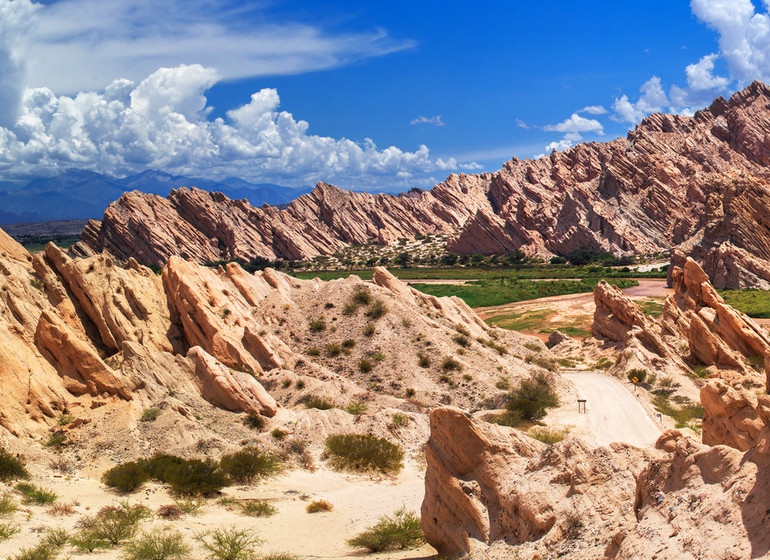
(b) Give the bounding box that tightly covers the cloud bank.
[0,64,468,187]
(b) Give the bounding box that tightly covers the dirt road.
[562,372,661,447]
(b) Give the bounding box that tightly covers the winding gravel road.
[563,372,662,447]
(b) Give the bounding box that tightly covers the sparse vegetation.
[141,408,161,422]
[345,401,368,415]
[352,287,372,306]
[103,461,150,493]
[239,499,277,517]
[220,447,283,483]
[347,508,423,552]
[306,499,333,513]
[0,447,29,481]
[504,373,560,424]
[123,527,190,560]
[271,429,287,441]
[0,494,17,516]
[626,368,648,384]
[304,396,337,410]
[244,412,266,431]
[391,413,409,427]
[652,394,704,431]
[363,324,376,337]
[324,434,404,474]
[157,504,184,520]
[358,359,373,373]
[452,333,470,347]
[528,426,571,445]
[308,318,326,332]
[306,346,320,356]
[324,343,342,357]
[441,356,462,372]
[0,522,19,541]
[196,526,263,560]
[416,352,430,368]
[496,377,511,390]
[15,482,58,504]
[366,299,388,319]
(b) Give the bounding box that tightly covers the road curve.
[563,372,661,448]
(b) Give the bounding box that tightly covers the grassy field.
[18,235,81,253]
[720,289,770,319]
[289,265,666,282]
[409,277,638,308]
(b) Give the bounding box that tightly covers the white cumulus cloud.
[579,105,608,115]
[612,76,668,123]
[544,113,604,134]
[0,64,471,188]
[686,53,731,90]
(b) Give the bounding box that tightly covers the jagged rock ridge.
[77,82,770,288]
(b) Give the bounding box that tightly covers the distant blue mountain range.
[0,169,312,224]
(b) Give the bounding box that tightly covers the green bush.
[325,344,342,357]
[165,459,230,496]
[0,521,19,541]
[123,527,190,560]
[366,299,388,319]
[69,529,110,553]
[7,544,58,560]
[416,353,430,368]
[324,434,404,474]
[505,373,559,421]
[306,346,320,356]
[0,494,17,515]
[15,482,58,504]
[103,461,150,493]
[626,368,647,384]
[219,447,283,483]
[342,339,356,349]
[528,426,571,445]
[243,412,266,431]
[347,508,423,552]
[351,287,372,305]
[358,359,373,373]
[452,334,470,347]
[363,324,375,337]
[44,432,66,448]
[196,526,263,560]
[239,500,277,517]
[345,401,368,415]
[141,408,161,422]
[304,396,336,410]
[441,357,462,372]
[80,503,150,546]
[308,318,326,332]
[0,448,29,482]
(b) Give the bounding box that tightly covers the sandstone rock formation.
[670,173,770,289]
[591,258,769,388]
[423,407,770,559]
[75,82,770,288]
[0,225,552,463]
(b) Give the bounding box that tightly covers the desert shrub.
[452,334,470,347]
[44,431,66,448]
[487,409,525,428]
[123,527,190,560]
[564,511,584,539]
[324,434,404,474]
[260,554,299,560]
[306,346,320,357]
[141,408,161,422]
[747,355,765,372]
[243,412,266,431]
[345,401,368,415]
[0,494,17,515]
[505,373,559,422]
[405,388,416,398]
[658,376,675,389]
[342,339,356,349]
[416,352,430,368]
[304,396,336,410]
[0,521,19,541]
[7,544,58,560]
[690,365,709,378]
[196,526,262,560]
[496,377,511,390]
[308,318,326,332]
[47,501,76,516]
[56,413,74,426]
[175,497,206,515]
[295,379,306,390]
[82,506,143,546]
[15,482,58,504]
[479,337,508,355]
[157,504,183,520]
[351,287,372,305]
[523,342,541,352]
[391,413,409,428]
[103,461,149,493]
[141,454,186,482]
[41,527,69,548]
[626,368,647,384]
[366,299,388,319]
[363,324,375,337]
[343,302,359,315]
[271,429,287,441]
[358,359,373,373]
[0,448,29,482]
[528,426,571,445]
[239,500,277,517]
[69,529,110,553]
[325,343,342,357]
[441,357,462,372]
[49,456,72,474]
[165,459,229,496]
[306,499,333,513]
[219,447,283,483]
[347,508,423,552]
[370,352,386,361]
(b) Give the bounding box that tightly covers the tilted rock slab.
[74,82,770,287]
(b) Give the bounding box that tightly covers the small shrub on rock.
[347,508,423,552]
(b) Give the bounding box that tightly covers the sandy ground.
[0,461,436,560]
[560,372,662,448]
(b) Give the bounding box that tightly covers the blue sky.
[0,0,766,190]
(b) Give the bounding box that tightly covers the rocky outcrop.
[670,173,770,289]
[700,379,770,451]
[423,407,770,559]
[75,82,770,288]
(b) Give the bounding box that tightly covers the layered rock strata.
[76,82,770,288]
